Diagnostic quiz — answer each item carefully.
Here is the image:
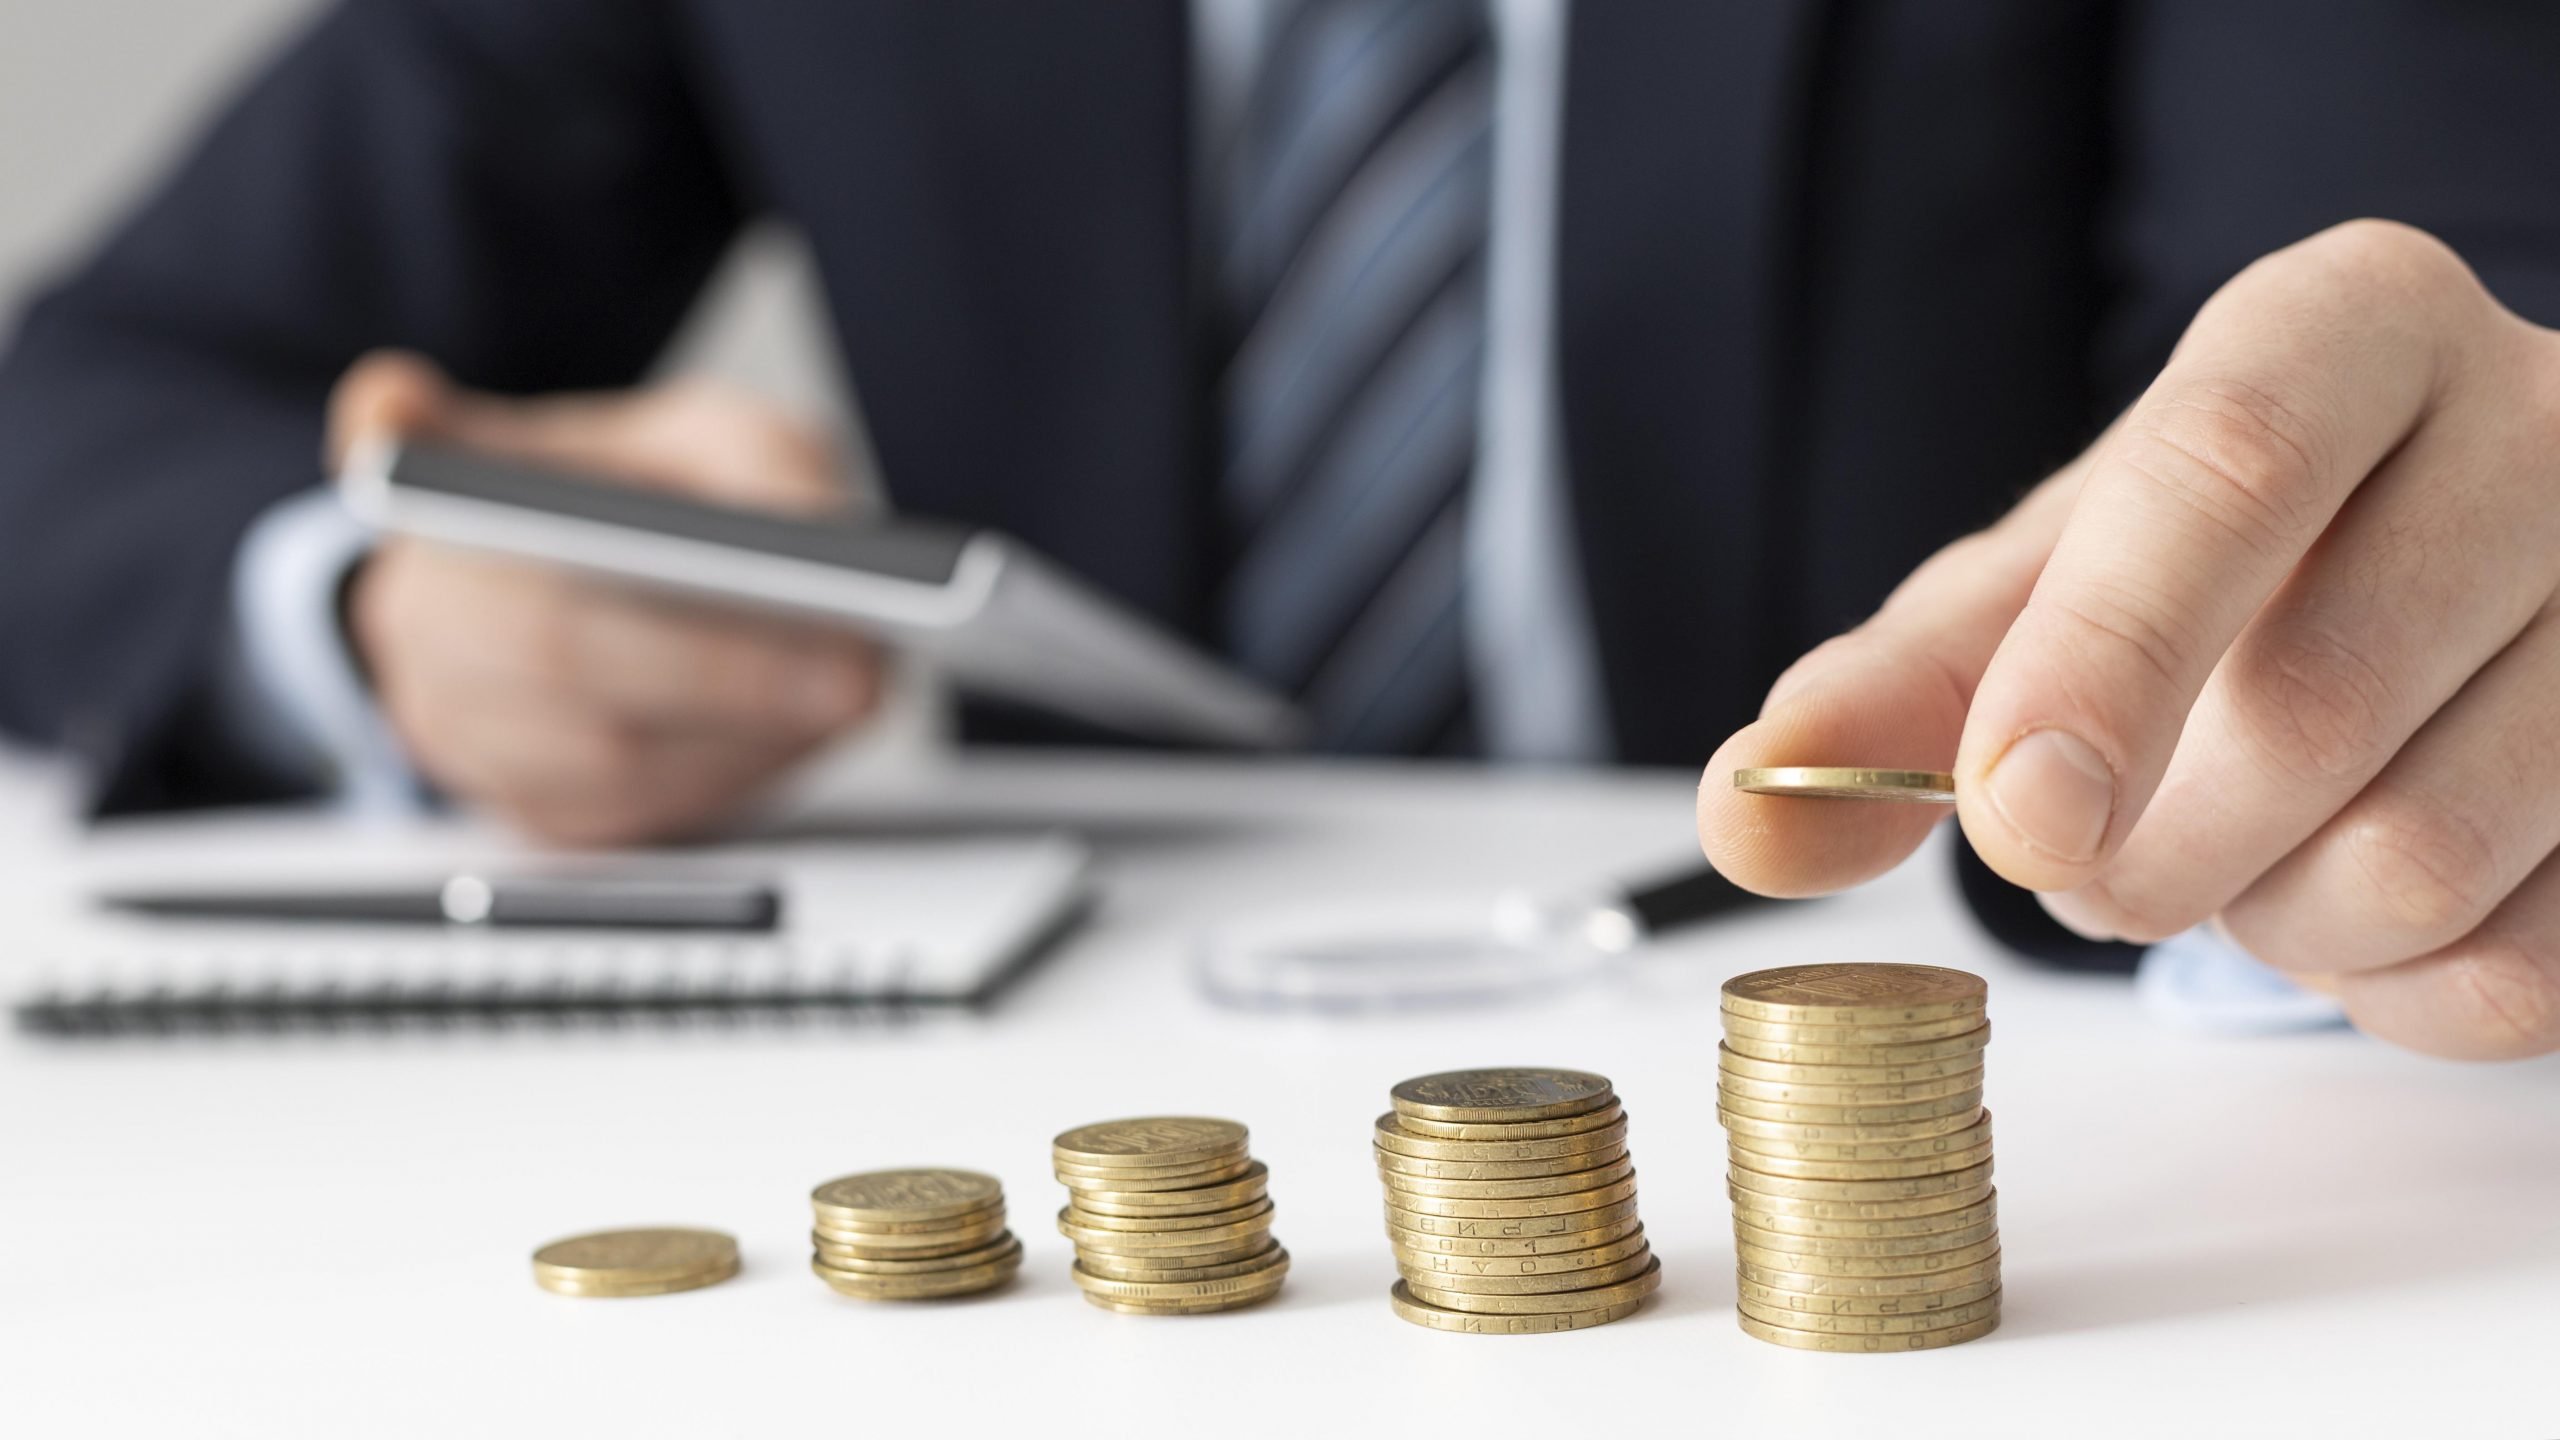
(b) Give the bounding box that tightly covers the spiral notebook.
[8,812,1093,1036]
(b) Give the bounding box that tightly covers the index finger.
[1954,222,2472,891]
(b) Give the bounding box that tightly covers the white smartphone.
[337,439,1303,748]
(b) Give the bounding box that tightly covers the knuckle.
[2043,576,2199,689]
[2224,622,2405,785]
[2124,377,2330,561]
[2300,219,2478,307]
[2337,797,2507,943]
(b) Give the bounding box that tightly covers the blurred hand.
[332,352,883,846]
[1701,221,2560,1060]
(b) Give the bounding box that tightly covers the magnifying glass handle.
[1616,864,1774,938]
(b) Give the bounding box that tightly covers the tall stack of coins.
[532,1227,740,1298]
[1052,1116,1290,1314]
[1716,964,2000,1351]
[808,1168,1023,1300]
[1377,1067,1661,1334]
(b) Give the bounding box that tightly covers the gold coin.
[805,1202,1005,1236]
[1056,1158,1255,1194]
[1722,1010,1987,1046]
[1721,1023,1992,1068]
[1713,1068,1983,1108]
[1052,1116,1249,1169]
[1372,1111,1630,1162]
[1375,1140,1629,1181]
[1739,1252,1999,1298]
[1068,1165,1271,1217]
[1057,1207,1275,1252]
[1734,1191,1998,1240]
[1063,1197,1275,1233]
[1737,1274,2001,1316]
[1072,1247,1289,1302]
[1717,1042,1986,1086]
[1729,1180,1995,1225]
[1076,1240,1283,1283]
[1735,1233,2001,1278]
[1386,1194,1643,1241]
[1401,1247,1655,1297]
[1075,1235,1279,1272]
[1378,1155,1635,1200]
[1721,963,1987,1025]
[1394,1225,1651,1279]
[1387,1280,1647,1334]
[810,1252,1021,1300]
[1390,1068,1615,1125]
[1734,1215,1998,1258]
[1391,1099,1628,1142]
[1388,1212,1643,1257]
[1740,1309,1999,1351]
[1715,1090,1983,1129]
[1728,1158,1992,1203]
[1385,1172,1641,1220]
[1081,1288,1281,1316]
[1731,767,1956,803]
[810,1215,1010,1253]
[1404,1256,1662,1315]
[1729,1135,1991,1181]
[531,1228,740,1299]
[1740,1290,2001,1335]
[1719,1105,1984,1146]
[808,1233,1022,1275]
[808,1169,1002,1225]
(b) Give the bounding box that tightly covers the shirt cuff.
[218,486,425,816]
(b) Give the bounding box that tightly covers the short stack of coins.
[1377,1067,1661,1334]
[808,1168,1023,1300]
[1052,1116,1290,1314]
[1716,964,2000,1351]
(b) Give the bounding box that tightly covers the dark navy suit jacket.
[3,1,2558,959]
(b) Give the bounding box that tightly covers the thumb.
[1698,459,2086,897]
[325,350,456,470]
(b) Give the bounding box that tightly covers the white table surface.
[3,752,2554,1439]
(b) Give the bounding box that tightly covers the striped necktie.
[1217,0,1494,755]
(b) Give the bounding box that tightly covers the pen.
[100,874,784,932]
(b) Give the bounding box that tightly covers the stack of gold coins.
[1377,1067,1661,1334]
[531,1227,740,1298]
[1051,1116,1290,1314]
[807,1168,1023,1300]
[1716,964,2000,1352]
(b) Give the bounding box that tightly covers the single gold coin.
[805,1202,1005,1237]
[1722,1010,1987,1046]
[1082,1288,1282,1316]
[1713,1068,1983,1108]
[1730,1178,1994,1225]
[1390,1068,1615,1125]
[1069,1169,1271,1218]
[1716,1090,1983,1129]
[1739,1252,2000,1298]
[1386,1172,1641,1220]
[1386,1194,1643,1241]
[1375,1140,1629,1181]
[1731,767,1956,803]
[1719,1105,1984,1146]
[1388,1211,1644,1257]
[1401,1247,1656,1298]
[1057,1208,1275,1253]
[1716,1042,1986,1087]
[1720,963,1987,1025]
[811,1251,1021,1301]
[1735,1234,2002,1278]
[1739,1309,1999,1351]
[1379,1155,1635,1201]
[1740,1290,2001,1335]
[1071,1247,1290,1304]
[1076,1236,1280,1273]
[1729,1135,1992,1181]
[1388,1280,1647,1334]
[1372,1111,1630,1162]
[1737,1273,2001,1316]
[1734,1214,1998,1258]
[531,1228,739,1298]
[1062,1197,1275,1233]
[1076,1241,1283,1284]
[1056,1158,1256,1194]
[1729,1158,1993,1203]
[810,1214,1010,1253]
[1052,1117,1249,1169]
[1721,1023,1992,1068]
[808,1233,1021,1275]
[809,1169,1002,1225]
[1405,1256,1662,1315]
[1734,1191,1998,1240]
[1391,1099,1628,1143]
[1394,1225,1651,1279]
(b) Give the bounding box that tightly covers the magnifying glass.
[1193,863,1773,1013]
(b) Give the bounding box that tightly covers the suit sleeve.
[0,0,744,812]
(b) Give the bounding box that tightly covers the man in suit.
[1,1,2556,1059]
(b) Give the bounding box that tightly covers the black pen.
[99,874,784,932]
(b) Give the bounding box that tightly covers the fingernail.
[1985,728,2114,864]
